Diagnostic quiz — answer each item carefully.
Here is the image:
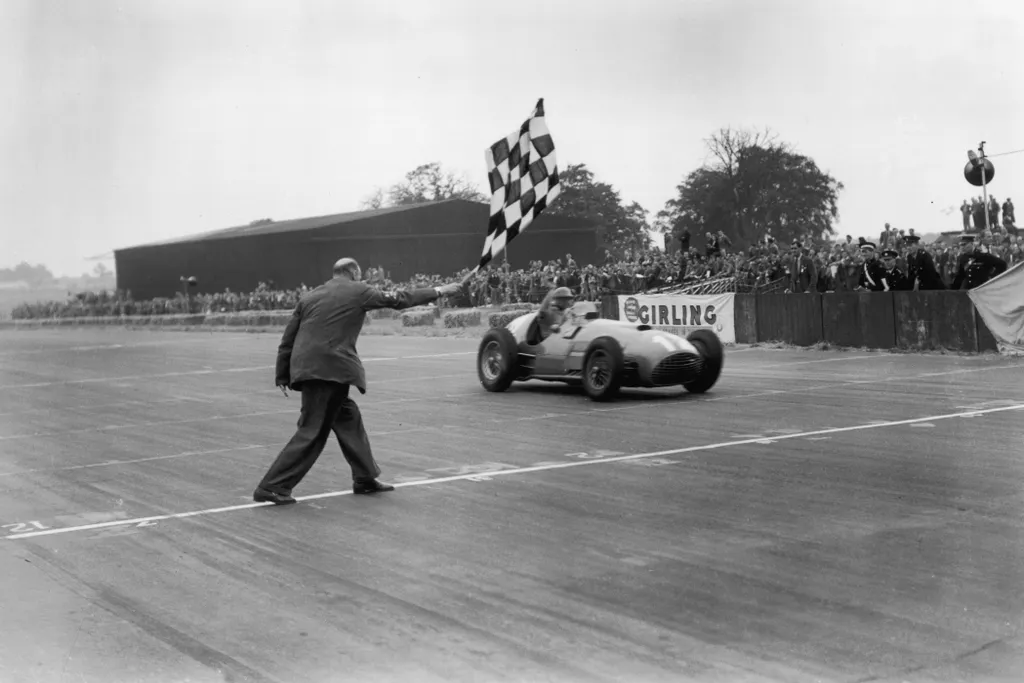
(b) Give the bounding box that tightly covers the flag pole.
[979,141,991,232]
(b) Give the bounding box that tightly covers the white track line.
[2,362,1017,470]
[5,403,1023,541]
[756,354,896,368]
[496,361,1023,422]
[0,351,475,390]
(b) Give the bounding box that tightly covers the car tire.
[582,336,624,401]
[682,329,724,394]
[478,327,519,392]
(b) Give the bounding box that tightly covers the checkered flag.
[477,98,560,270]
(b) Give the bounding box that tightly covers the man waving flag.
[477,98,561,270]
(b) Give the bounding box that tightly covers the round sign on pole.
[964,159,995,187]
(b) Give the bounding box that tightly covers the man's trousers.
[257,380,380,495]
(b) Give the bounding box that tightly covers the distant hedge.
[488,310,531,328]
[443,309,482,328]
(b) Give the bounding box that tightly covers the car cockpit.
[525,300,600,345]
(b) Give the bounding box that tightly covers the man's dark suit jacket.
[906,250,945,290]
[952,251,1008,291]
[275,278,437,394]
[789,255,818,293]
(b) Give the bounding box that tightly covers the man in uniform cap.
[857,242,888,291]
[903,235,945,290]
[952,235,1008,290]
[253,257,463,505]
[878,249,911,291]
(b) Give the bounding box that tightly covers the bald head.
[333,258,361,281]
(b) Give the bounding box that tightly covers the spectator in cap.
[952,235,1008,290]
[879,249,911,291]
[904,235,945,290]
[857,242,888,291]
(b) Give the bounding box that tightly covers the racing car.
[476,299,724,401]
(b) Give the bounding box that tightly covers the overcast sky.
[2,0,1021,276]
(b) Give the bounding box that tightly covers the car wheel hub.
[481,341,503,381]
[587,351,610,390]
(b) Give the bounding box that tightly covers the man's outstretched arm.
[360,282,462,311]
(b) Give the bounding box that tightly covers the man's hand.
[277,384,289,397]
[436,282,462,297]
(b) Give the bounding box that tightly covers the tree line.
[360,127,844,258]
[0,262,116,290]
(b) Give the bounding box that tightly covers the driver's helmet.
[547,286,573,307]
[545,287,574,316]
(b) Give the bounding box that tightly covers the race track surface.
[1,327,1023,683]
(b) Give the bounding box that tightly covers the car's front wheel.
[478,327,519,392]
[682,329,723,393]
[582,336,624,401]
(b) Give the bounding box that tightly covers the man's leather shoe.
[353,480,395,495]
[253,488,296,505]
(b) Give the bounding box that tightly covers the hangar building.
[114,199,604,300]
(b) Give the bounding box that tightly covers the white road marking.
[5,402,1023,541]
[2,360,1015,470]
[755,354,897,368]
[489,362,1022,426]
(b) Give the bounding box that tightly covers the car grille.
[651,352,703,386]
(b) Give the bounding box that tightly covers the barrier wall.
[820,292,896,350]
[755,294,824,348]
[977,315,999,352]
[5,292,1003,354]
[733,294,757,344]
[604,291,1003,353]
[893,292,978,351]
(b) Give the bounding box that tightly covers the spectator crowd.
[960,196,1015,232]
[9,209,1020,320]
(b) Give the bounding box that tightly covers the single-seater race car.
[477,298,724,401]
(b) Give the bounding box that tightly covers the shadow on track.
[490,380,708,402]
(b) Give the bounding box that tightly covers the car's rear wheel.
[682,329,723,393]
[478,327,519,392]
[582,336,624,401]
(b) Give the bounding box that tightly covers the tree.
[0,262,56,286]
[360,162,486,210]
[360,188,385,211]
[545,163,652,257]
[660,127,843,250]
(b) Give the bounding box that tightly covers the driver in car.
[526,286,575,345]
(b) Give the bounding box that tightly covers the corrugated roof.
[117,199,483,250]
